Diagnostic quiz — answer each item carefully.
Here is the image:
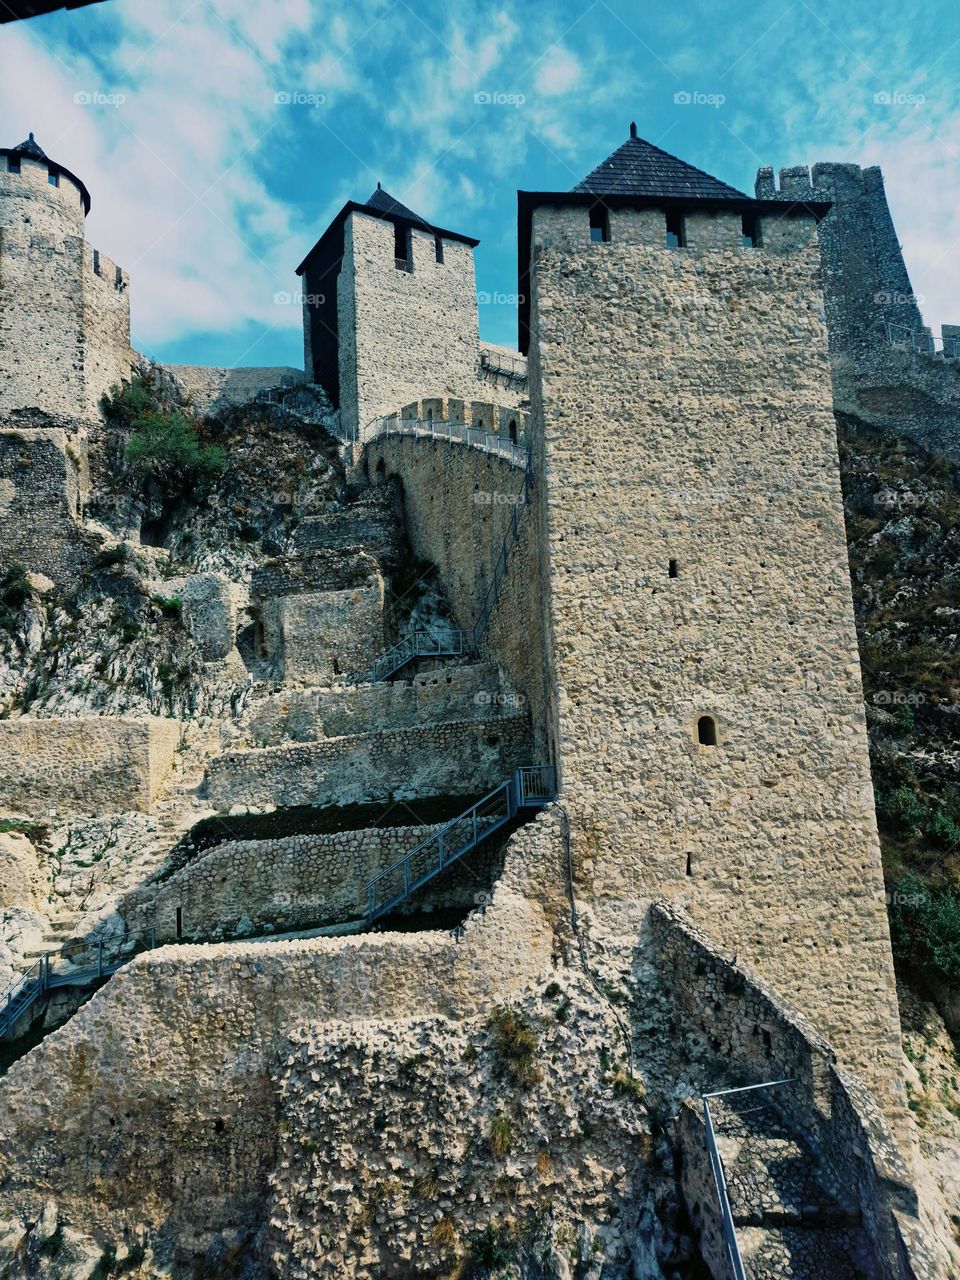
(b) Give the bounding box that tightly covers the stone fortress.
[0,121,958,1279]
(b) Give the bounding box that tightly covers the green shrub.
[125,410,227,496]
[488,1113,514,1157]
[152,594,182,619]
[889,874,960,981]
[0,564,31,632]
[101,375,159,427]
[489,1007,542,1087]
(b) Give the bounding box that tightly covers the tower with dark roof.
[0,132,131,420]
[297,183,481,440]
[516,126,906,1124]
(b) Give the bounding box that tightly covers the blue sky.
[2,0,958,369]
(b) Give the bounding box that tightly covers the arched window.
[697,715,718,747]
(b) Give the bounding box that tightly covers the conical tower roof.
[574,123,747,200]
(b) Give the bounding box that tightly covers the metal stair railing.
[352,627,475,685]
[0,927,158,1041]
[364,765,555,926]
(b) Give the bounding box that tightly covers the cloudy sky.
[2,0,958,368]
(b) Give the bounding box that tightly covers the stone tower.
[297,184,481,442]
[519,127,906,1120]
[0,133,132,421]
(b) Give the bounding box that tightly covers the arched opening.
[375,458,386,483]
[697,715,718,747]
[685,852,693,877]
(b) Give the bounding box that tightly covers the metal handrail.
[365,416,532,468]
[885,321,959,359]
[479,349,528,383]
[364,765,555,925]
[701,1078,795,1280]
[352,628,475,685]
[0,927,159,1041]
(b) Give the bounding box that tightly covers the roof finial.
[377,181,382,189]
[629,121,637,139]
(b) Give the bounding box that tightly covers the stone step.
[737,1223,874,1280]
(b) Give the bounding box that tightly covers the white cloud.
[534,46,581,96]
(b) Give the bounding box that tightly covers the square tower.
[297,185,481,442]
[519,127,906,1120]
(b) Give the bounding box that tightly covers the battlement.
[0,150,88,224]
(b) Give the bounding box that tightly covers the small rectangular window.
[665,211,686,248]
[434,234,444,263]
[8,156,21,174]
[741,213,761,247]
[48,168,59,187]
[589,205,610,243]
[393,222,411,271]
[93,248,101,275]
[669,559,678,578]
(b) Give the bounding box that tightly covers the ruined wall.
[650,904,943,1280]
[0,429,92,586]
[246,662,511,745]
[364,435,550,756]
[205,714,532,811]
[0,153,131,420]
[758,162,960,464]
[526,200,905,1119]
[261,581,385,683]
[338,213,480,441]
[0,716,180,815]
[163,365,306,415]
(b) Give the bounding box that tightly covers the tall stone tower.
[297,184,481,441]
[0,133,132,421]
[519,127,905,1119]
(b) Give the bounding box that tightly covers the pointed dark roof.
[13,132,47,159]
[364,183,427,226]
[2,131,91,213]
[574,123,748,201]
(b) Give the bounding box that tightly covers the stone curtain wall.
[121,820,509,941]
[261,582,385,683]
[527,201,905,1119]
[163,365,307,415]
[0,429,93,587]
[246,662,511,745]
[0,153,131,420]
[650,904,941,1280]
[758,162,960,465]
[0,716,180,815]
[0,879,555,1245]
[363,435,551,757]
[205,714,532,810]
[338,212,481,440]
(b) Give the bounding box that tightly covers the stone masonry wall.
[0,716,180,815]
[364,435,550,757]
[261,581,385,683]
[205,714,532,811]
[339,212,480,441]
[0,428,93,587]
[650,903,942,1280]
[246,662,511,745]
[163,365,306,415]
[120,819,508,941]
[526,200,905,1121]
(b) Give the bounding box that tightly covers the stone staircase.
[706,1095,874,1280]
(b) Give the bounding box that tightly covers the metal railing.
[352,628,475,685]
[885,321,960,359]
[701,1078,795,1280]
[365,415,531,468]
[0,928,158,1041]
[479,348,528,384]
[364,765,555,925]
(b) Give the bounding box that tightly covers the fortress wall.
[246,662,509,745]
[339,214,480,440]
[120,820,504,940]
[527,201,905,1119]
[0,428,92,586]
[0,158,88,417]
[261,581,385,683]
[364,435,550,757]
[0,716,180,816]
[205,714,532,811]
[81,243,133,417]
[0,877,554,1241]
[652,904,935,1280]
[163,364,306,415]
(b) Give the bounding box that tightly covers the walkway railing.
[480,348,528,385]
[0,928,158,1041]
[885,321,960,359]
[364,765,555,926]
[701,1078,795,1280]
[365,415,531,468]
[352,628,475,685]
